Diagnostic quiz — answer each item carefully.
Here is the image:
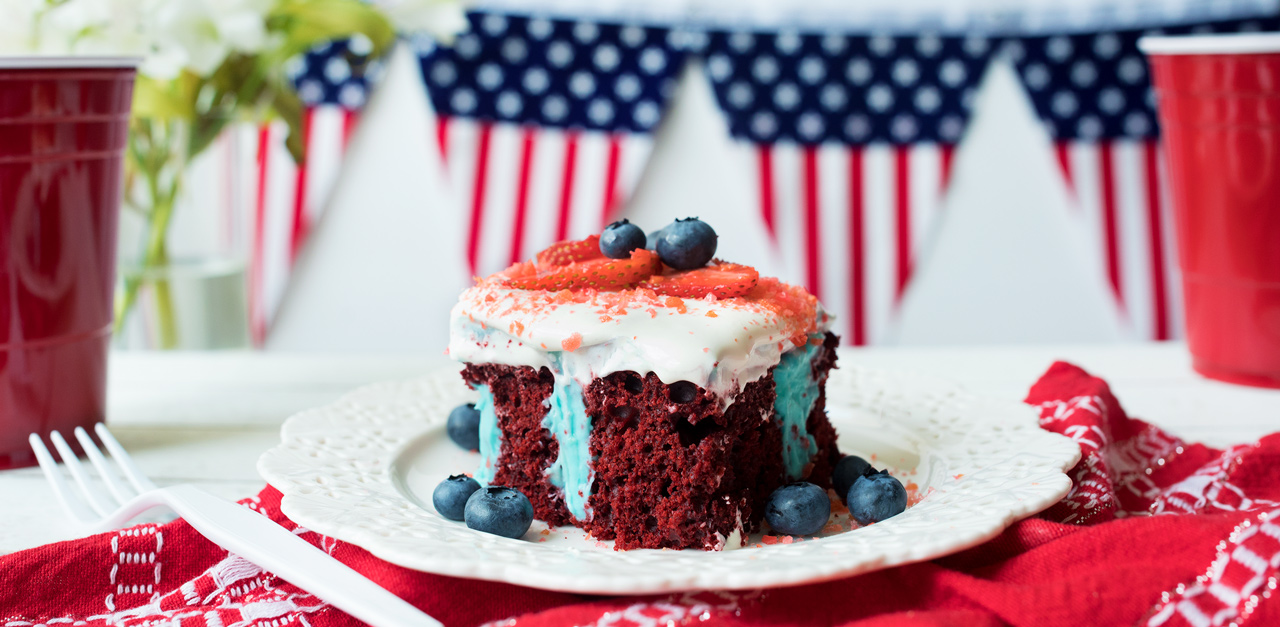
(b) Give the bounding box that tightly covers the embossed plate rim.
[258,362,1080,594]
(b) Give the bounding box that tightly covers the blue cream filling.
[541,365,594,521]
[773,336,824,481]
[473,384,502,486]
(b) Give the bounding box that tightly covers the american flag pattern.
[703,31,997,345]
[1009,16,1278,342]
[418,13,688,277]
[247,38,379,345]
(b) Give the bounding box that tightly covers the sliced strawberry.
[641,262,760,298]
[510,248,661,291]
[495,260,537,281]
[536,235,605,267]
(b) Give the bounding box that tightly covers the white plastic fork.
[31,423,441,627]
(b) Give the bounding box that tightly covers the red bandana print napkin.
[5,361,1280,627]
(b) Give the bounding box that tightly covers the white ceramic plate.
[258,362,1080,594]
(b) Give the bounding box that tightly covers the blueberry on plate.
[465,486,534,539]
[447,403,482,451]
[832,455,874,502]
[600,219,647,259]
[764,482,831,536]
[654,217,717,270]
[433,475,481,521]
[847,470,908,525]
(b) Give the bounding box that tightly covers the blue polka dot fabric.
[417,12,689,133]
[1009,16,1280,141]
[702,31,997,146]
[286,37,383,110]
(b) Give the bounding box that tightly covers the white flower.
[0,0,46,55]
[0,0,152,57]
[47,0,153,56]
[146,0,273,78]
[375,0,468,45]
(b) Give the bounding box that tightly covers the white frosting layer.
[449,286,830,401]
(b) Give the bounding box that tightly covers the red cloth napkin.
[6,361,1280,627]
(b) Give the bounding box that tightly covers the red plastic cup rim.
[1139,32,1280,56]
[0,56,141,69]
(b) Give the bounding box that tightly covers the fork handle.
[130,485,440,627]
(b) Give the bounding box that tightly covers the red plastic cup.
[1141,34,1280,388]
[0,58,137,468]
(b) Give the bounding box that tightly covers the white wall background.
[269,42,1136,351]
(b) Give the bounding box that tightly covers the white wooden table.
[4,344,1280,555]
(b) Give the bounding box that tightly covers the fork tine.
[28,433,99,525]
[94,423,158,493]
[74,426,135,505]
[48,430,116,517]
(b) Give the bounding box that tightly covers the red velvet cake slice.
[449,230,839,550]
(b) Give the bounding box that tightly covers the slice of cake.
[447,219,839,550]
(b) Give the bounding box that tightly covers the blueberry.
[847,470,908,525]
[600,219,647,259]
[832,455,874,502]
[645,225,668,250]
[654,218,717,270]
[447,403,482,451]
[764,482,831,536]
[433,474,481,521]
[465,486,534,539]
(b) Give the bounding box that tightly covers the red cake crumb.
[460,332,840,550]
[581,368,788,550]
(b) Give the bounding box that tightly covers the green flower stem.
[115,119,182,349]
[144,176,180,350]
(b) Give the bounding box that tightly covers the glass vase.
[115,118,255,350]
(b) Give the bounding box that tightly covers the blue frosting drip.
[473,384,502,486]
[542,365,594,521]
[773,337,824,481]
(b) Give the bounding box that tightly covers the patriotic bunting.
[242,2,1280,346]
[418,13,689,278]
[1008,15,1279,341]
[702,31,997,345]
[246,38,381,345]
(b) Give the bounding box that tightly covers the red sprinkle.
[561,333,583,352]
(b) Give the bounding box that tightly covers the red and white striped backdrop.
[434,115,654,278]
[1055,139,1181,342]
[250,105,360,345]
[748,140,955,346]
